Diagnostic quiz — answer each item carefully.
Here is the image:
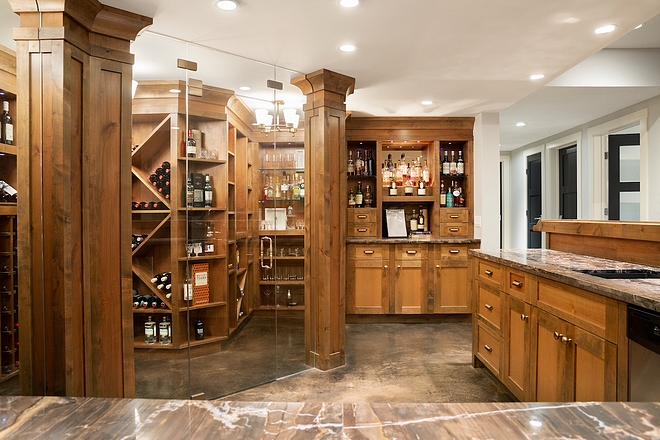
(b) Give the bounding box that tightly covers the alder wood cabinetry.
[345,117,478,317]
[471,255,626,402]
[0,46,19,383]
[132,81,255,351]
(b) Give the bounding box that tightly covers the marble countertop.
[1,396,658,439]
[470,248,660,312]
[348,237,480,244]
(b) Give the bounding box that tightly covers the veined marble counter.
[0,396,658,439]
[470,248,660,312]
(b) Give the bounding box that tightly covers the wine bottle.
[457,150,464,176]
[417,207,425,231]
[186,174,194,208]
[410,209,418,232]
[144,316,156,345]
[446,181,454,208]
[186,129,196,158]
[355,181,363,208]
[442,150,450,175]
[204,174,213,208]
[348,189,356,208]
[440,181,447,207]
[366,150,375,176]
[195,318,204,340]
[449,151,457,175]
[347,150,355,176]
[1,101,13,145]
[364,185,373,207]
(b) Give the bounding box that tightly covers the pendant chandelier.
[254,80,300,134]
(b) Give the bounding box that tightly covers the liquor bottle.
[186,174,194,207]
[204,174,213,208]
[442,150,450,175]
[275,175,281,199]
[159,316,172,345]
[440,181,447,207]
[355,181,363,208]
[293,174,301,200]
[144,316,156,344]
[280,172,288,200]
[389,178,397,196]
[409,161,418,186]
[446,181,454,208]
[266,174,274,200]
[417,179,426,196]
[299,178,305,199]
[410,209,418,232]
[1,101,13,145]
[404,176,414,196]
[449,151,457,175]
[193,176,204,208]
[186,129,196,158]
[347,150,355,176]
[355,150,363,176]
[348,189,356,208]
[457,150,465,175]
[382,163,390,187]
[366,150,375,176]
[453,181,463,207]
[422,160,431,186]
[195,318,204,340]
[364,185,373,207]
[417,207,425,232]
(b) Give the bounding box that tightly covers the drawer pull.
[484,270,493,276]
[449,215,459,219]
[512,280,523,287]
[384,265,388,270]
[357,228,368,232]
[363,250,374,255]
[561,336,572,345]
[484,344,493,353]
[436,265,440,269]
[449,249,460,254]
[449,228,460,232]
[520,314,528,321]
[357,214,367,219]
[553,332,562,340]
[406,250,417,255]
[484,303,493,311]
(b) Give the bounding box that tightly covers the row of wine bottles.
[149,161,171,199]
[132,290,168,309]
[150,272,172,298]
[0,181,17,203]
[143,315,205,345]
[131,234,148,250]
[132,201,167,210]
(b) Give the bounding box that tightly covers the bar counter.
[470,248,660,312]
[1,396,659,438]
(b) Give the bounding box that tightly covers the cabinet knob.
[512,280,523,287]
[397,265,401,270]
[520,314,528,321]
[384,265,388,270]
[484,344,493,353]
[561,336,572,345]
[436,265,440,269]
[484,303,493,311]
[553,332,562,340]
[484,270,493,276]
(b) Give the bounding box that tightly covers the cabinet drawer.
[394,244,427,260]
[437,244,469,261]
[476,259,502,287]
[505,268,530,301]
[349,244,388,260]
[440,208,469,223]
[477,324,501,376]
[347,223,378,238]
[440,223,469,237]
[477,283,502,332]
[348,209,377,223]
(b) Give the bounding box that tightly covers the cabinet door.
[532,308,570,402]
[570,326,617,401]
[394,259,427,314]
[347,258,389,314]
[434,263,470,313]
[504,295,531,401]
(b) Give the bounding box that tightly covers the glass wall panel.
[620,191,640,221]
[619,145,640,183]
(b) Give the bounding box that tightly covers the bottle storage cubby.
[0,215,18,379]
[258,232,305,310]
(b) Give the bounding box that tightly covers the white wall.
[474,113,501,250]
[505,94,660,249]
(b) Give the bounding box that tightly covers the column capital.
[291,69,355,111]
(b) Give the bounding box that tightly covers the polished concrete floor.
[135,316,515,403]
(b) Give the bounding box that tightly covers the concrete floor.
[135,316,515,403]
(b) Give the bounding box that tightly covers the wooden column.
[9,0,151,397]
[292,69,355,370]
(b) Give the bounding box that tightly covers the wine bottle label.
[457,163,464,175]
[193,189,204,203]
[5,124,12,143]
[204,190,213,205]
[355,194,363,205]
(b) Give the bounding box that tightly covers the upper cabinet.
[345,117,474,239]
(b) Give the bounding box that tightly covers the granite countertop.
[470,248,660,312]
[1,396,658,439]
[348,237,480,244]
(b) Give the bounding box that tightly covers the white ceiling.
[2,0,660,151]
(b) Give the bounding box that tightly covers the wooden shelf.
[258,305,305,311]
[178,254,226,262]
[132,308,171,314]
[0,369,19,383]
[0,143,17,156]
[132,210,170,215]
[180,335,227,348]
[259,230,304,237]
[177,207,226,212]
[180,301,227,311]
[177,157,226,165]
[382,195,435,203]
[259,280,304,286]
[0,205,17,216]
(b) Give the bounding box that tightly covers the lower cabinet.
[347,242,475,315]
[471,256,625,403]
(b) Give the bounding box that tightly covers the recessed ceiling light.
[530,420,543,428]
[339,44,356,52]
[216,0,238,11]
[239,86,251,91]
[516,122,526,127]
[169,89,181,94]
[595,24,616,34]
[530,74,545,80]
[339,0,360,7]
[635,23,643,29]
[421,100,433,105]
